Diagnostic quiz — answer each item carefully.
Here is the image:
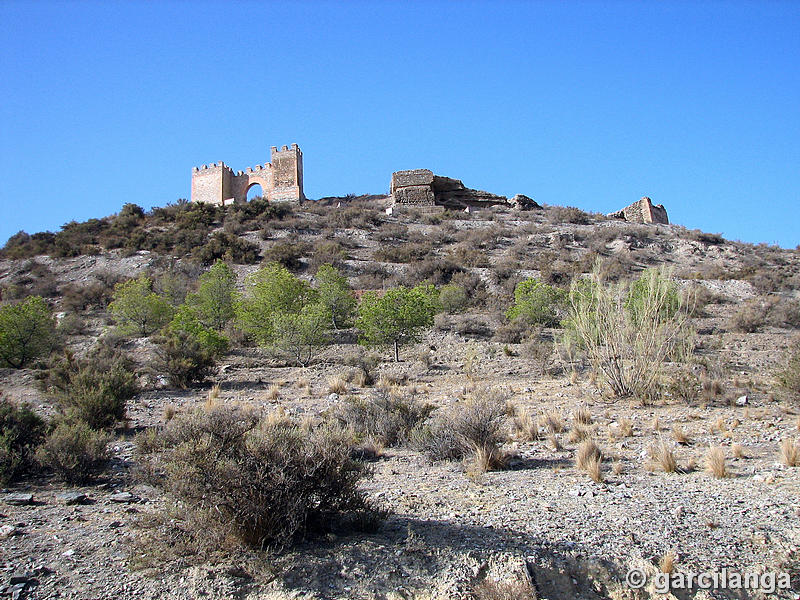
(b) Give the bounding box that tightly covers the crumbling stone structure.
[191,144,304,205]
[608,197,668,224]
[389,169,538,212]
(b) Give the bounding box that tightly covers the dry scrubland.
[0,196,799,600]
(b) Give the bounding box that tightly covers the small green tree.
[109,276,174,336]
[235,262,317,344]
[188,260,238,330]
[625,268,681,325]
[315,264,356,329]
[271,303,331,367]
[0,398,48,483]
[506,279,567,328]
[356,284,440,362]
[167,305,229,356]
[0,296,59,368]
[439,283,468,314]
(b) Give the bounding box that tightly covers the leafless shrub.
[333,393,433,447]
[136,405,380,551]
[728,298,769,333]
[413,388,510,467]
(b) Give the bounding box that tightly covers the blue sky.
[1,1,798,247]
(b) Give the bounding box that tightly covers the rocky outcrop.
[608,197,668,224]
[390,169,539,211]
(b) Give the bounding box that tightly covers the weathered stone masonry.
[191,144,304,205]
[608,196,669,224]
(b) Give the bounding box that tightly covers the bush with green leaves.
[0,296,59,368]
[333,393,434,447]
[35,420,110,483]
[506,279,567,328]
[186,260,238,330]
[156,330,218,388]
[315,263,356,329]
[777,336,800,399]
[109,276,174,336]
[564,266,693,399]
[137,405,379,551]
[438,283,469,314]
[166,306,229,357]
[0,398,47,483]
[235,262,331,365]
[356,284,440,362]
[42,345,139,429]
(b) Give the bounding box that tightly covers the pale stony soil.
[1,204,800,599]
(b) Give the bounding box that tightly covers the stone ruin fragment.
[388,169,540,213]
[607,197,669,224]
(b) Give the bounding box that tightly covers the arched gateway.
[191,144,304,206]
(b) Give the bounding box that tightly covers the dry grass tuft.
[586,454,603,483]
[548,434,562,451]
[649,441,678,473]
[617,418,634,437]
[568,424,594,444]
[660,552,676,574]
[612,460,623,475]
[732,443,745,459]
[575,439,601,472]
[573,406,593,425]
[327,374,348,395]
[163,404,177,422]
[779,439,800,467]
[796,416,800,431]
[266,384,280,401]
[513,411,539,441]
[296,376,310,389]
[671,425,691,445]
[704,446,727,478]
[541,411,565,434]
[651,416,661,432]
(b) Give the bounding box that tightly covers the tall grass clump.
[564,266,694,399]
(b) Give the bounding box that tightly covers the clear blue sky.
[1,1,798,247]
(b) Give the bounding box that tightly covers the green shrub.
[506,279,567,327]
[166,306,229,356]
[315,264,356,329]
[109,276,174,336]
[186,260,238,330]
[0,398,47,484]
[263,241,310,271]
[777,336,800,399]
[35,420,110,483]
[43,345,139,429]
[235,262,318,344]
[333,394,434,447]
[357,284,440,362]
[0,296,59,368]
[156,330,217,388]
[193,231,260,265]
[270,302,331,366]
[625,268,681,324]
[439,283,469,314]
[138,405,379,550]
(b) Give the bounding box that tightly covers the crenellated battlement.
[191,143,304,206]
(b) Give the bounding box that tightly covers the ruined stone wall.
[608,197,669,224]
[191,144,304,205]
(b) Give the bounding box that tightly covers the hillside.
[0,195,799,600]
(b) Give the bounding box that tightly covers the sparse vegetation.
[35,420,111,483]
[0,398,47,483]
[0,296,59,368]
[137,404,380,551]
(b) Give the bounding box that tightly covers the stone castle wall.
[191,144,304,205]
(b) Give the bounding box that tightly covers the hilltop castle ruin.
[191,144,304,205]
